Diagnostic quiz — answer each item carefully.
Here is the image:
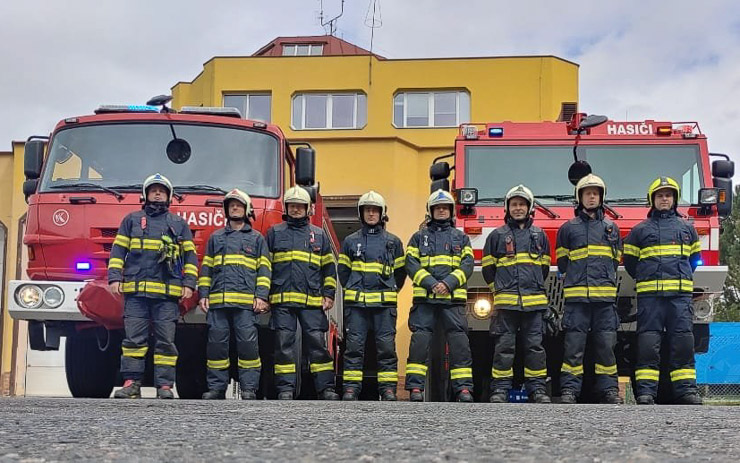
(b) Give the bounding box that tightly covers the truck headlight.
[472,298,493,319]
[43,286,65,308]
[693,299,713,320]
[16,285,43,309]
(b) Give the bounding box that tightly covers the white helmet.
[426,189,455,216]
[358,190,387,221]
[283,186,311,213]
[575,174,606,206]
[223,188,252,218]
[505,184,535,215]
[142,173,173,202]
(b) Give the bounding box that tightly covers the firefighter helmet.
[142,173,173,202]
[358,190,388,221]
[504,184,535,215]
[575,174,606,206]
[223,188,252,218]
[283,186,311,213]
[647,176,680,208]
[426,189,455,216]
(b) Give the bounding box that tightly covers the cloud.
[2,0,738,170]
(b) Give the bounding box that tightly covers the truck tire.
[175,325,208,399]
[65,329,121,398]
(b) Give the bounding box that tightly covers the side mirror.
[712,159,734,179]
[431,178,450,193]
[567,160,592,185]
[430,162,450,181]
[23,179,39,202]
[295,147,316,186]
[302,184,319,203]
[24,140,45,179]
[713,177,733,218]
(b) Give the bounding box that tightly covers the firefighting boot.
[675,393,703,405]
[278,391,294,400]
[636,395,655,405]
[530,390,552,404]
[489,390,508,403]
[456,388,474,403]
[320,388,340,401]
[409,388,424,402]
[380,389,397,401]
[601,389,623,405]
[202,390,226,400]
[342,388,358,401]
[157,386,174,399]
[560,389,578,404]
[241,390,257,401]
[114,380,141,399]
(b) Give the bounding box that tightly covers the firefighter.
[267,186,339,400]
[556,174,623,404]
[405,189,474,402]
[483,185,552,404]
[623,177,703,405]
[108,173,198,399]
[338,191,406,401]
[198,189,271,400]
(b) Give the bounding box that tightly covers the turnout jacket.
[482,218,551,311]
[108,208,198,298]
[623,209,701,297]
[556,208,623,302]
[338,224,406,307]
[266,217,337,308]
[406,220,474,304]
[197,222,271,309]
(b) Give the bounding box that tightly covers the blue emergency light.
[76,262,92,271]
[696,260,704,266]
[488,127,504,137]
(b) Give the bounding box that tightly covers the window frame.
[291,92,367,131]
[393,90,471,128]
[282,44,324,56]
[222,93,272,122]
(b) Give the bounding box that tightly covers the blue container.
[696,322,740,384]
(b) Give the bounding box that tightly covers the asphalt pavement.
[0,398,738,462]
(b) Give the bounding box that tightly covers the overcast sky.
[1,0,739,168]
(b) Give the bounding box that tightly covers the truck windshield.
[465,144,702,205]
[39,122,280,197]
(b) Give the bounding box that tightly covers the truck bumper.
[7,280,91,322]
[464,266,728,331]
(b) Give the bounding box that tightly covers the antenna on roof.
[364,0,382,53]
[319,0,345,36]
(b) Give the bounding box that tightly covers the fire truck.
[428,114,734,402]
[7,96,344,399]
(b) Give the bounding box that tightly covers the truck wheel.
[65,329,121,398]
[175,325,208,399]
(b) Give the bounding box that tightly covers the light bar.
[76,262,92,271]
[180,106,242,118]
[656,126,672,136]
[488,127,504,137]
[95,105,159,114]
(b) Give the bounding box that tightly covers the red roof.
[253,35,383,58]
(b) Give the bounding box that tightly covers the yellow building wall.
[172,53,578,383]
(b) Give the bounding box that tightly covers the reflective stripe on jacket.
[107,209,197,299]
[556,209,622,302]
[482,219,550,311]
[198,223,271,309]
[338,224,405,307]
[266,218,337,308]
[405,220,473,304]
[623,209,701,297]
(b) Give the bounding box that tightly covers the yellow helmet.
[223,188,252,217]
[647,177,680,207]
[505,184,535,215]
[142,173,173,202]
[575,174,606,206]
[426,189,455,216]
[283,186,311,213]
[358,190,388,221]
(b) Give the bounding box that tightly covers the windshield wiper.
[606,197,647,204]
[49,182,123,201]
[174,185,228,195]
[533,200,559,218]
[476,197,506,204]
[108,183,143,191]
[537,194,575,202]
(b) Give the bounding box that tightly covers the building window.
[393,91,470,128]
[292,93,367,130]
[282,44,324,56]
[223,94,271,122]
